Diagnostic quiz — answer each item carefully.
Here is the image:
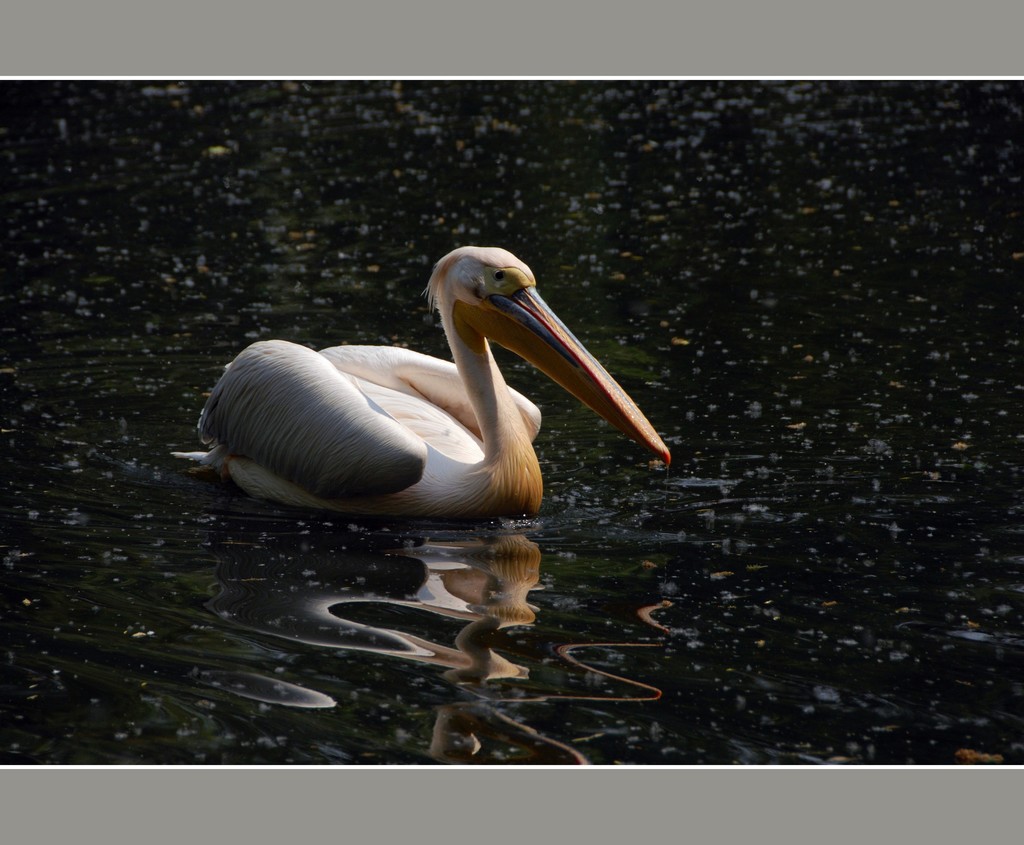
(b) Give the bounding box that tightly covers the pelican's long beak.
[454,288,671,465]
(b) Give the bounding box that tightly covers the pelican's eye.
[483,265,535,296]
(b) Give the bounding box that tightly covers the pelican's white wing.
[318,345,542,442]
[198,340,428,497]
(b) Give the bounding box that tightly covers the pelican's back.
[199,340,428,497]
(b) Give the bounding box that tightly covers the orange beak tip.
[647,450,671,470]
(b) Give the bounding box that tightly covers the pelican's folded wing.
[318,345,542,442]
[198,340,428,498]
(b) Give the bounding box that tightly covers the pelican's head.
[427,246,671,466]
[426,245,537,312]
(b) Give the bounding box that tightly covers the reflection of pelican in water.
[200,528,663,764]
[174,246,669,518]
[207,533,544,682]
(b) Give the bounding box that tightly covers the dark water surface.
[2,80,1023,765]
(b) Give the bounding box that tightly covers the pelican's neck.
[454,332,543,517]
[447,323,531,464]
[434,291,544,516]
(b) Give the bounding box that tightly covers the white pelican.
[174,246,670,518]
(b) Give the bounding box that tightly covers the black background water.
[2,80,1022,764]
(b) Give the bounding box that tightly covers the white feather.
[197,340,428,497]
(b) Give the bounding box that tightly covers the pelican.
[174,246,670,518]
